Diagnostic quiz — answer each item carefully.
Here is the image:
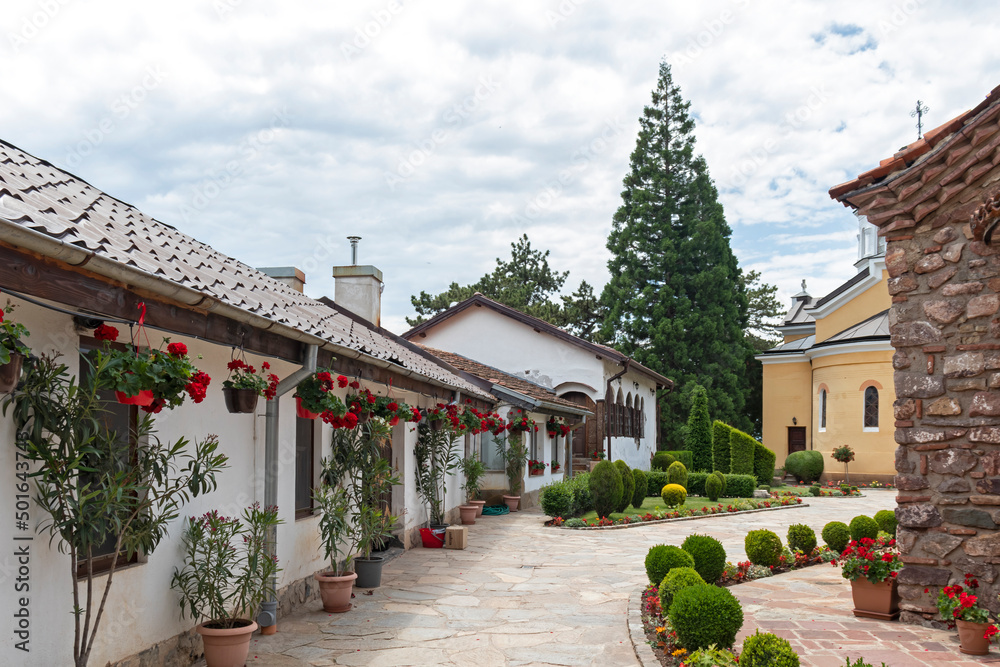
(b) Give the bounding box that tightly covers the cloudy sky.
[3,1,999,333]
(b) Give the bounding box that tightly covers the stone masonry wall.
[889,198,1000,626]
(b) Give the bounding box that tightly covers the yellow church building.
[758,215,895,484]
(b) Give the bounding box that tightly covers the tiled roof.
[0,139,491,399]
[403,293,674,389]
[830,84,1000,231]
[420,346,591,415]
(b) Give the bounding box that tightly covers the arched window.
[625,393,633,438]
[863,386,879,430]
[819,389,827,432]
[639,398,645,439]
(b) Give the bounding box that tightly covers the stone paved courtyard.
[219,490,1000,666]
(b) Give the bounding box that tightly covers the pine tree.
[600,61,751,446]
[685,385,713,472]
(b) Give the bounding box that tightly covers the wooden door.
[560,392,597,456]
[787,427,806,455]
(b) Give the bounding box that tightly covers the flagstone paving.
[210,490,1000,666]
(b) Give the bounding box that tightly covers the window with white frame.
[550,430,559,468]
[863,386,879,431]
[481,430,504,471]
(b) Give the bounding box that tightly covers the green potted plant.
[936,574,998,655]
[313,483,356,611]
[831,444,855,484]
[414,420,460,527]
[171,504,283,667]
[0,300,30,393]
[460,452,487,518]
[4,353,228,667]
[89,322,211,413]
[528,459,546,476]
[222,356,279,413]
[836,535,902,620]
[497,431,529,511]
[293,368,347,420]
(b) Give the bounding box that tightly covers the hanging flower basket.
[0,299,31,393]
[0,352,25,394]
[114,389,155,407]
[296,396,321,420]
[223,387,259,414]
[293,369,346,421]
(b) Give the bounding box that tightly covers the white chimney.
[258,266,306,293]
[332,237,383,325]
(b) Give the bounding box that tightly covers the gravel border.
[628,587,658,667]
[559,502,809,530]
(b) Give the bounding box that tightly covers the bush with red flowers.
[223,358,279,399]
[89,323,210,412]
[834,536,901,584]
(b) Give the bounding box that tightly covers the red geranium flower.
[337,375,349,388]
[167,342,188,357]
[93,324,119,342]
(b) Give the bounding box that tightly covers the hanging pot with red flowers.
[293,369,347,421]
[221,350,280,414]
[89,310,211,413]
[0,299,31,394]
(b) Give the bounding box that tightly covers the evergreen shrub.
[668,585,744,651]
[588,461,622,518]
[874,509,897,537]
[645,544,694,584]
[667,461,689,489]
[681,534,726,584]
[722,474,755,498]
[614,460,634,513]
[705,472,723,501]
[753,441,777,486]
[686,385,713,472]
[673,450,693,470]
[822,521,850,553]
[784,450,824,483]
[658,566,705,613]
[631,469,647,509]
[661,483,687,508]
[540,482,573,518]
[712,421,733,474]
[849,515,879,542]
[569,473,593,515]
[739,631,800,667]
[786,524,817,554]
[651,451,676,471]
[745,529,783,567]
[646,471,668,496]
[729,429,755,476]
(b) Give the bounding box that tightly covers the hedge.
[753,441,777,486]
[673,450,694,470]
[712,421,733,474]
[729,428,756,476]
[646,471,753,498]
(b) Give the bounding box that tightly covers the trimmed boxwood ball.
[666,461,689,489]
[661,483,687,508]
[658,566,705,612]
[539,482,573,518]
[681,534,726,584]
[631,468,647,508]
[651,451,676,471]
[784,450,824,483]
[614,460,634,513]
[745,529,782,567]
[874,509,897,537]
[822,521,851,553]
[668,584,744,651]
[786,524,817,554]
[588,460,623,518]
[705,472,724,501]
[645,544,695,584]
[849,515,879,542]
[739,630,800,667]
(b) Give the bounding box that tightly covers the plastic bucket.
[419,527,446,548]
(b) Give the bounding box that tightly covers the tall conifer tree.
[600,61,751,446]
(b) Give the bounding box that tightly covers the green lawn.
[580,495,728,521]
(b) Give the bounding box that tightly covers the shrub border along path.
[557,500,809,530]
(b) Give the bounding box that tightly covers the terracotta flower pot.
[530,469,544,476]
[469,500,486,518]
[459,505,477,525]
[296,396,320,420]
[223,387,259,414]
[957,619,992,656]
[502,495,520,512]
[315,571,357,612]
[197,619,258,667]
[0,353,24,393]
[850,576,900,620]
[115,389,155,406]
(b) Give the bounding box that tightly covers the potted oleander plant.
[497,431,529,512]
[460,452,487,519]
[414,420,460,528]
[171,504,283,667]
[313,483,356,612]
[0,300,30,393]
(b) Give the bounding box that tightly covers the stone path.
[219,490,1000,666]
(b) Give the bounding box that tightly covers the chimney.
[332,236,383,326]
[258,266,306,293]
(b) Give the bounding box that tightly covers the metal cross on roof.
[910,100,929,140]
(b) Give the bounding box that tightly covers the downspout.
[257,343,318,632]
[605,359,630,462]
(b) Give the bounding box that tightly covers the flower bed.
[550,496,804,529]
